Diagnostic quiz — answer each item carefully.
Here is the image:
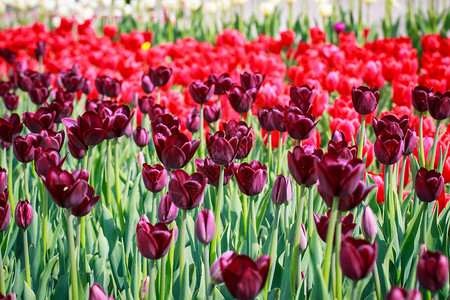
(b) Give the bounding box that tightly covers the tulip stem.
[106,140,113,208]
[160,254,166,300]
[199,104,205,158]
[8,147,14,220]
[422,204,428,244]
[351,281,358,300]
[115,140,126,234]
[398,156,407,203]
[264,204,280,299]
[146,260,155,300]
[335,211,342,300]
[157,87,161,105]
[0,245,5,294]
[418,113,426,167]
[65,209,79,300]
[276,133,283,175]
[428,120,441,169]
[373,264,382,300]
[307,187,314,240]
[211,165,224,262]
[40,179,47,267]
[267,132,272,173]
[242,194,248,236]
[23,230,31,286]
[24,164,30,202]
[357,117,365,159]
[203,245,211,300]
[179,210,187,290]
[291,185,305,290]
[322,196,339,288]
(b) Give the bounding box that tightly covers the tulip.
[257,107,275,132]
[234,160,267,196]
[28,82,50,105]
[362,205,377,240]
[86,100,119,115]
[296,222,307,252]
[68,140,85,160]
[318,180,375,212]
[340,237,378,281]
[0,168,6,194]
[60,67,85,93]
[71,186,100,217]
[403,127,417,156]
[168,170,207,210]
[82,80,92,95]
[331,130,346,143]
[153,132,200,170]
[89,283,115,300]
[95,75,121,98]
[157,193,178,224]
[14,199,33,229]
[314,211,356,243]
[35,41,46,60]
[223,120,255,160]
[207,73,234,95]
[374,131,404,165]
[0,82,12,97]
[210,251,237,284]
[189,79,215,104]
[151,114,181,137]
[327,140,358,160]
[186,106,200,133]
[220,254,270,299]
[136,214,173,259]
[204,104,221,124]
[205,131,239,165]
[22,107,55,133]
[46,95,74,124]
[195,209,215,244]
[0,48,16,64]
[0,113,23,143]
[142,74,155,94]
[138,96,155,114]
[385,287,422,300]
[227,86,257,113]
[38,129,65,152]
[351,86,379,115]
[142,163,167,193]
[13,134,39,163]
[34,148,66,177]
[372,115,409,137]
[412,86,433,112]
[41,167,89,208]
[194,158,237,187]
[417,250,448,292]
[18,74,32,92]
[271,105,287,132]
[133,126,150,148]
[102,105,134,139]
[428,91,450,120]
[3,92,19,111]
[149,66,172,87]
[285,109,317,141]
[240,72,265,91]
[415,168,444,203]
[290,85,315,114]
[0,189,10,232]
[271,174,293,205]
[0,291,16,300]
[333,22,346,34]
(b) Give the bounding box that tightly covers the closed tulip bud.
[403,127,417,156]
[3,92,19,111]
[0,168,6,194]
[314,211,356,243]
[290,85,315,113]
[351,86,380,115]
[186,107,200,133]
[412,86,433,112]
[385,287,422,300]
[207,73,234,95]
[285,108,318,141]
[417,250,449,292]
[428,91,450,120]
[71,186,100,217]
[138,96,154,115]
[189,80,215,105]
[271,174,293,205]
[0,189,9,232]
[133,126,150,148]
[340,237,378,281]
[14,199,33,229]
[35,41,46,60]
[220,254,270,299]
[149,66,172,87]
[240,72,265,91]
[298,222,307,252]
[333,22,346,34]
[288,145,323,187]
[136,214,173,260]
[331,130,345,144]
[257,107,275,132]
[139,276,150,300]
[415,168,444,203]
[89,283,115,300]
[195,209,215,244]
[374,132,404,166]
[82,79,92,95]
[168,170,207,210]
[142,163,167,193]
[210,251,237,284]
[227,86,257,113]
[158,193,178,224]
[272,105,287,132]
[362,205,377,240]
[142,74,155,94]
[204,104,221,123]
[194,158,237,187]
[234,160,268,196]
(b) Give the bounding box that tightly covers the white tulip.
[318,2,332,18]
[123,3,133,16]
[142,0,156,9]
[232,0,247,6]
[283,0,296,4]
[362,0,377,4]
[113,8,123,18]
[204,1,218,14]
[100,0,112,7]
[114,0,125,9]
[51,16,61,28]
[218,0,231,10]
[260,1,275,16]
[162,0,178,12]
[185,0,202,11]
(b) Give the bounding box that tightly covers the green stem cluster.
[66,209,78,300]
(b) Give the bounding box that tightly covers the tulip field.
[0,1,449,300]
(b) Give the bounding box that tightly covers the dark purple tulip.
[204,104,221,123]
[257,107,275,132]
[95,76,121,98]
[415,168,444,203]
[288,145,323,187]
[14,199,33,229]
[158,193,178,224]
[133,126,150,148]
[0,113,23,143]
[0,48,16,64]
[314,211,356,243]
[412,86,433,112]
[327,140,358,160]
[417,250,449,292]
[318,180,375,212]
[68,140,85,160]
[151,114,181,137]
[314,155,365,198]
[0,189,9,232]
[0,141,10,150]
[374,132,404,165]
[71,186,100,217]
[35,41,46,60]
[102,105,134,139]
[205,131,239,165]
[234,160,268,196]
[168,170,207,210]
[189,79,215,105]
[194,158,238,187]
[46,93,74,123]
[13,134,40,163]
[403,127,417,156]
[351,86,380,115]
[220,254,270,300]
[38,129,65,152]
[62,111,113,150]
[227,86,257,113]
[82,79,92,95]
[385,287,422,300]
[3,92,19,111]
[142,74,155,94]
[340,237,378,281]
[29,82,50,105]
[333,22,346,34]
[85,99,119,115]
[240,72,265,91]
[285,108,317,141]
[372,115,409,138]
[428,91,450,120]
[89,283,115,300]
[195,209,215,244]
[290,85,315,114]
[34,148,66,177]
[272,105,287,132]
[148,104,168,122]
[138,96,155,114]
[0,168,6,194]
[18,74,33,92]
[136,214,173,260]
[153,132,200,170]
[271,174,293,205]
[0,291,16,300]
[210,251,237,284]
[207,73,234,95]
[61,69,85,93]
[0,81,13,97]
[223,120,254,160]
[186,106,200,133]
[41,167,89,208]
[149,66,172,87]
[142,163,167,193]
[22,107,56,133]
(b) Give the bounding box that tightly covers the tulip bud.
[417,250,448,292]
[82,79,92,95]
[415,168,444,203]
[412,86,433,112]
[271,174,293,205]
[15,199,33,229]
[340,237,378,281]
[0,291,16,300]
[298,222,307,252]
[142,75,155,94]
[89,282,114,300]
[204,104,221,123]
[186,107,200,133]
[351,86,379,115]
[0,168,6,194]
[139,276,150,300]
[158,193,178,224]
[333,22,346,34]
[149,66,172,87]
[3,92,19,111]
[0,189,10,232]
[142,163,167,193]
[385,287,422,300]
[195,209,215,244]
[362,205,377,240]
[210,251,237,284]
[133,126,150,148]
[137,151,145,168]
[35,41,46,60]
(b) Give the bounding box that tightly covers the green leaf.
[37,255,59,300]
[426,207,441,251]
[23,281,36,300]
